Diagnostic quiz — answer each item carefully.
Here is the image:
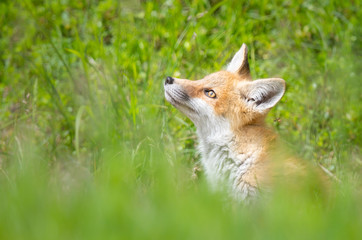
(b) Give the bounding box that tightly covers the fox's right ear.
[226,43,250,78]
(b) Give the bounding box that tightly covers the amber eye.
[204,90,216,98]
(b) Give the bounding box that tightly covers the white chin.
[164,91,176,105]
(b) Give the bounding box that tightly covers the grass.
[0,0,361,239]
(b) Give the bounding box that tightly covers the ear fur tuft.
[242,78,285,112]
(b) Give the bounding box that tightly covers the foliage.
[0,0,361,239]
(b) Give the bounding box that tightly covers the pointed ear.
[226,43,250,77]
[241,78,286,112]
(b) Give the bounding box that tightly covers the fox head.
[164,44,285,137]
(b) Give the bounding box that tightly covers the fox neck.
[196,118,272,200]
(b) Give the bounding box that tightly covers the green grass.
[0,0,361,239]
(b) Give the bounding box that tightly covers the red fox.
[164,44,326,201]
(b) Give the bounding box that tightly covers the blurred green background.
[0,0,361,239]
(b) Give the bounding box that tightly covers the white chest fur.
[196,125,259,201]
[183,98,260,200]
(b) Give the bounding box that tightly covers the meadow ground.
[0,0,361,239]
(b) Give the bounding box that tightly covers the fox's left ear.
[227,43,250,78]
[241,78,286,112]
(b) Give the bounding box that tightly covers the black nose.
[165,76,174,85]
